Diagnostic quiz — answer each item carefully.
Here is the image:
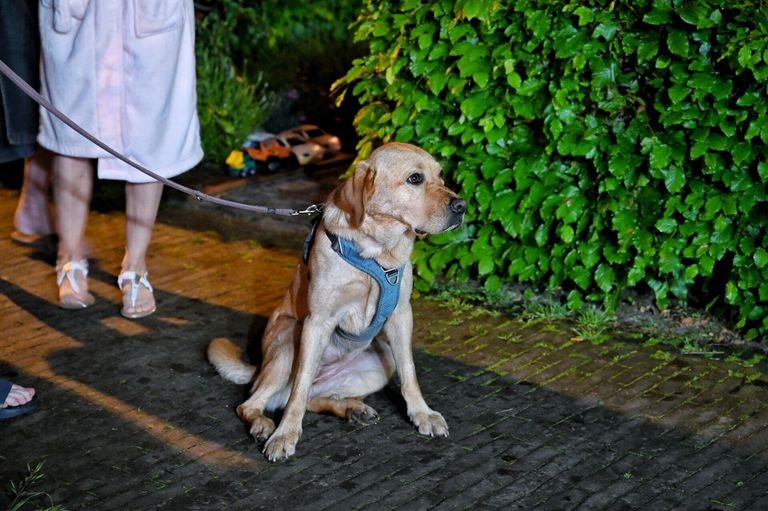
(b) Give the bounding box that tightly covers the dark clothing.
[0,1,39,163]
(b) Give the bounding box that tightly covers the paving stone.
[2,172,768,511]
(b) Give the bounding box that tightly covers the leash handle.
[0,58,323,217]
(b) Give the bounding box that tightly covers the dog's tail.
[207,338,257,384]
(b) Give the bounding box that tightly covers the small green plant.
[521,300,570,323]
[651,349,676,362]
[6,462,66,511]
[572,306,615,344]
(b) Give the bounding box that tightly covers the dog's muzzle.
[449,197,466,216]
[415,197,467,235]
[447,197,466,228]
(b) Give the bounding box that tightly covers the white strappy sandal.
[56,259,95,309]
[117,270,156,319]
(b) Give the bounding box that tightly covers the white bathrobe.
[37,0,203,183]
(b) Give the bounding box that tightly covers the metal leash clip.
[292,203,325,216]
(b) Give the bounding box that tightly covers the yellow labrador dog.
[208,142,466,461]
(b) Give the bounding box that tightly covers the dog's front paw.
[410,409,449,437]
[263,430,301,462]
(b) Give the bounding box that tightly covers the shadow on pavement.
[1,267,766,510]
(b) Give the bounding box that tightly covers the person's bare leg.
[119,181,163,318]
[53,155,94,308]
[13,149,54,238]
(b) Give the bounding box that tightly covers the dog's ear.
[329,160,376,228]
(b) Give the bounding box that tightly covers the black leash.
[0,58,324,217]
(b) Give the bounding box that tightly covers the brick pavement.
[1,168,768,510]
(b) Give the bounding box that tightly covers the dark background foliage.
[194,0,364,161]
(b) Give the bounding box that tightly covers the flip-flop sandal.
[0,380,38,420]
[57,259,95,309]
[118,271,156,319]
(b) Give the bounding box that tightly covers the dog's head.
[328,142,465,236]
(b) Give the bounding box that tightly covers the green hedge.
[334,0,768,338]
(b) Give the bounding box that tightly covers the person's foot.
[14,152,54,241]
[13,191,55,251]
[0,379,37,420]
[57,259,95,309]
[118,271,156,319]
[11,230,58,254]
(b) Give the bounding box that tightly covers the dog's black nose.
[449,198,466,214]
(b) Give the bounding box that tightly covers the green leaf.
[506,70,522,89]
[690,142,707,159]
[571,265,591,290]
[578,243,601,269]
[573,6,594,25]
[637,39,659,62]
[738,47,753,68]
[428,70,449,95]
[478,255,495,275]
[650,143,672,169]
[711,78,732,100]
[755,248,768,268]
[737,92,760,107]
[534,223,548,247]
[758,161,768,183]
[592,61,618,88]
[662,166,686,193]
[595,263,615,292]
[484,275,502,292]
[593,23,617,42]
[644,8,671,25]
[668,84,689,104]
[667,30,689,57]
[608,152,630,177]
[732,142,751,164]
[517,78,546,96]
[559,224,575,243]
[460,92,490,119]
[655,217,677,233]
[462,0,486,20]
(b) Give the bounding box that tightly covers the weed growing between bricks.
[420,282,766,377]
[3,462,67,511]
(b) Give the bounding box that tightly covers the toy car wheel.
[265,157,281,173]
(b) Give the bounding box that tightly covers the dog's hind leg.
[307,396,379,425]
[307,340,395,424]
[237,315,298,441]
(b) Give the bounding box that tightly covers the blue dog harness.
[303,219,404,343]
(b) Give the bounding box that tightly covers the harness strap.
[327,230,403,342]
[302,220,403,343]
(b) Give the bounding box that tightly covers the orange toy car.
[244,131,297,173]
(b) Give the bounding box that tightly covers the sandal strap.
[0,379,11,406]
[118,271,153,308]
[56,259,89,293]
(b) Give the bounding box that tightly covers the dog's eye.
[407,173,424,185]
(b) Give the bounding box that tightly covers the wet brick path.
[2,168,768,510]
